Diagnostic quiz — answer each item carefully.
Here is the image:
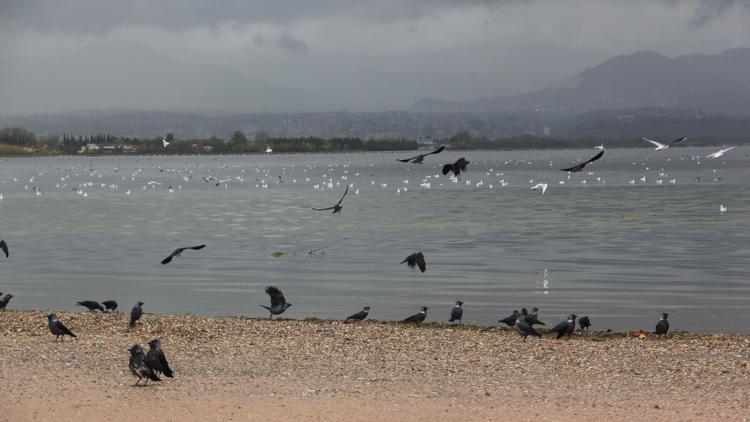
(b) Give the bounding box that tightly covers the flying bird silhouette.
[642,136,687,151]
[346,306,370,321]
[706,146,737,159]
[397,146,445,164]
[261,286,292,319]
[312,185,348,214]
[401,252,426,273]
[560,151,604,172]
[161,244,206,265]
[0,240,8,258]
[442,158,470,177]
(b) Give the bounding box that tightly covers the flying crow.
[397,146,445,164]
[449,301,464,324]
[578,315,591,331]
[129,344,161,386]
[76,300,105,312]
[102,300,118,312]
[161,244,206,265]
[655,313,670,335]
[551,314,577,339]
[0,239,8,258]
[403,306,428,323]
[642,136,687,151]
[312,185,348,214]
[515,314,541,341]
[560,151,604,172]
[346,306,370,321]
[47,314,76,341]
[498,310,520,327]
[146,338,174,378]
[261,286,292,319]
[442,158,470,177]
[401,252,426,273]
[129,301,144,328]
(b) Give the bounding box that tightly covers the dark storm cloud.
[276,33,309,54]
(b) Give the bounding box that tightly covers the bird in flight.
[594,143,604,150]
[560,151,604,172]
[401,252,426,273]
[397,146,445,164]
[531,183,548,194]
[312,185,348,214]
[261,286,292,319]
[442,158,470,177]
[0,239,8,258]
[642,136,687,151]
[161,245,206,265]
[706,146,737,159]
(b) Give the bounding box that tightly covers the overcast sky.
[1,0,749,113]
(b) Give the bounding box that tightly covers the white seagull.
[642,136,687,151]
[162,138,170,148]
[706,146,737,159]
[594,143,604,150]
[531,183,548,194]
[720,204,727,213]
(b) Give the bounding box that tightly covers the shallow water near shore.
[0,147,748,332]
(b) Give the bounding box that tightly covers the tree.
[0,127,36,146]
[230,130,248,152]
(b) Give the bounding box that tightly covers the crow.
[312,185,348,214]
[401,252,426,273]
[129,301,144,328]
[346,306,370,321]
[260,286,292,319]
[515,314,542,341]
[102,300,118,312]
[0,294,13,311]
[0,239,8,258]
[551,314,577,339]
[161,244,206,265]
[442,157,470,177]
[498,310,520,327]
[76,300,105,312]
[146,338,174,378]
[578,315,591,331]
[522,308,545,326]
[47,314,76,341]
[449,301,464,324]
[560,151,604,172]
[397,146,446,164]
[403,306,428,324]
[129,344,161,386]
[655,313,670,335]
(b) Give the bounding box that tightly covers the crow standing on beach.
[655,313,670,335]
[551,314,577,339]
[102,300,118,312]
[0,294,13,310]
[522,308,545,326]
[129,344,160,386]
[401,252,426,273]
[146,338,174,378]
[129,301,144,327]
[498,310,520,327]
[578,316,591,331]
[442,157,470,177]
[76,300,104,312]
[47,314,76,341]
[403,306,429,324]
[515,314,542,342]
[449,301,464,324]
[261,286,292,319]
[346,306,370,321]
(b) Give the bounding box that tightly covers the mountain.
[410,48,750,116]
[0,40,333,115]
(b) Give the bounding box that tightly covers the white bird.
[642,136,687,151]
[531,183,548,194]
[706,146,737,159]
[720,204,727,213]
[162,138,170,148]
[594,143,604,150]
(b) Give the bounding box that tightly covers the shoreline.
[1,310,748,421]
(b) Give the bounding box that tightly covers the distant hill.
[410,48,750,116]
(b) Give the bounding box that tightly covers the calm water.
[0,147,748,332]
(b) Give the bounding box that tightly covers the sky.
[1,0,749,114]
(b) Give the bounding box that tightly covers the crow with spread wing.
[161,244,206,265]
[560,151,604,172]
[396,146,445,164]
[312,185,348,214]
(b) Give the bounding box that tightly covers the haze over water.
[0,147,748,332]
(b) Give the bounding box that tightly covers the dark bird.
[161,244,206,265]
[515,314,542,341]
[400,252,426,273]
[0,239,8,258]
[403,306,429,323]
[578,315,591,331]
[47,314,76,341]
[260,286,292,319]
[146,338,174,378]
[655,313,670,335]
[441,157,470,177]
[397,146,446,164]
[76,300,104,312]
[449,301,464,324]
[0,294,13,310]
[522,308,545,326]
[129,344,160,386]
[551,314,578,339]
[102,300,118,312]
[312,185,348,214]
[560,151,604,172]
[129,301,144,328]
[498,310,520,327]
[346,306,370,321]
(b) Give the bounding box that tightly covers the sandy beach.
[0,310,747,421]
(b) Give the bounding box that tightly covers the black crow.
[312,185,348,214]
[515,314,541,341]
[403,306,428,323]
[102,300,118,312]
[146,338,174,378]
[441,157,470,177]
[0,239,8,258]
[129,301,144,328]
[522,308,545,326]
[47,314,76,341]
[560,151,604,172]
[401,252,426,273]
[0,294,13,310]
[76,300,104,312]
[498,310,520,327]
[346,306,370,321]
[578,315,591,331]
[655,313,669,335]
[161,244,206,265]
[397,146,446,164]
[551,314,577,339]
[129,344,161,386]
[260,286,292,319]
[449,301,464,324]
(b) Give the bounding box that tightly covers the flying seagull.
[531,183,548,194]
[77,300,105,312]
[449,301,464,324]
[129,344,161,386]
[594,143,604,150]
[442,158,470,177]
[578,315,591,331]
[346,306,370,321]
[102,300,118,312]
[0,240,8,258]
[498,310,520,327]
[260,286,292,319]
[161,244,206,265]
[551,314,577,339]
[655,312,669,335]
[401,252,426,273]
[312,185,348,214]
[706,146,737,159]
[560,151,604,172]
[403,306,428,323]
[146,338,174,378]
[642,136,687,151]
[397,146,446,164]
[129,301,144,328]
[47,314,76,341]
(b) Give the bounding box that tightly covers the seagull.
[594,143,604,150]
[448,301,464,324]
[312,185,348,214]
[47,314,77,341]
[129,344,161,386]
[706,146,737,159]
[260,286,292,319]
[76,300,104,312]
[720,204,727,213]
[560,151,604,172]
[401,252,426,273]
[498,310,520,327]
[642,136,687,151]
[551,314,577,339]
[403,306,428,323]
[162,138,170,148]
[531,183,548,194]
[161,244,206,265]
[578,315,591,331]
[655,312,670,335]
[0,240,7,258]
[396,146,446,164]
[346,306,370,321]
[441,157,470,177]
